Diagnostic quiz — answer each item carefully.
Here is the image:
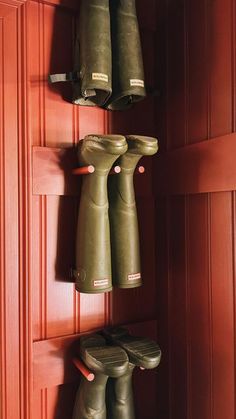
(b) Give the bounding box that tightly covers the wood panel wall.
[0,0,160,418]
[155,1,236,418]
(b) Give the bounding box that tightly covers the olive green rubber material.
[75,135,128,294]
[72,334,129,419]
[73,0,112,107]
[108,135,158,288]
[103,327,162,369]
[73,375,107,419]
[106,363,135,419]
[104,0,146,111]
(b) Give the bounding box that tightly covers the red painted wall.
[155,1,236,418]
[2,0,235,418]
[0,0,159,418]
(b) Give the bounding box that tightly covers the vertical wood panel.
[157,0,236,418]
[209,0,232,137]
[210,192,235,419]
[0,5,21,419]
[169,196,188,419]
[32,390,42,419]
[46,196,75,338]
[167,0,186,149]
[32,195,42,341]
[29,0,44,344]
[43,3,76,341]
[46,383,78,419]
[187,194,211,419]
[0,16,5,419]
[156,196,170,419]
[187,0,208,143]
[44,4,74,146]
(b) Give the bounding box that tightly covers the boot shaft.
[108,136,158,288]
[72,334,129,419]
[73,375,108,419]
[73,0,112,106]
[106,0,146,110]
[106,365,136,419]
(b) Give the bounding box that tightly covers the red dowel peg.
[110,166,121,175]
[137,166,145,174]
[140,367,145,371]
[73,357,95,382]
[73,165,95,175]
[72,165,145,176]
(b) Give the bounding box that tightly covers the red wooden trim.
[32,146,147,196]
[32,146,80,196]
[0,4,26,418]
[32,320,158,390]
[0,0,26,7]
[33,333,81,390]
[156,133,236,195]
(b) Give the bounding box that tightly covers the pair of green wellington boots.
[75,134,158,294]
[72,327,161,419]
[49,0,146,110]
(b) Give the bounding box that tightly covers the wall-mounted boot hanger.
[72,329,161,419]
[32,146,148,197]
[73,354,147,379]
[72,165,146,176]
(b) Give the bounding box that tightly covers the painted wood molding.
[156,132,236,195]
[32,146,153,197]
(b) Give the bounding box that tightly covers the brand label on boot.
[128,272,141,281]
[130,79,145,88]
[93,279,109,287]
[92,73,109,83]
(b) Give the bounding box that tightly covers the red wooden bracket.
[32,146,149,196]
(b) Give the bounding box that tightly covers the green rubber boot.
[106,363,135,419]
[103,327,161,419]
[72,334,129,419]
[48,0,112,106]
[75,135,128,294]
[105,0,146,111]
[73,0,112,106]
[103,327,162,369]
[108,135,158,288]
